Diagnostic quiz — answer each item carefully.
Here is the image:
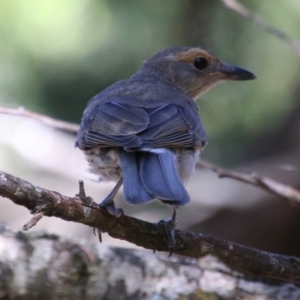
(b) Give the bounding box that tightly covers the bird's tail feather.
[119,151,153,204]
[120,149,189,205]
[140,150,190,205]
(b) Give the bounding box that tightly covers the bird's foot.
[98,196,124,218]
[158,218,176,255]
[76,181,104,242]
[95,198,123,243]
[98,178,124,217]
[94,179,124,243]
[97,195,123,243]
[158,207,178,256]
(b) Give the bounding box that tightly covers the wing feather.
[76,96,207,150]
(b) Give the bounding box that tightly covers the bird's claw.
[98,178,124,217]
[94,201,123,244]
[94,199,123,243]
[98,196,124,218]
[103,204,124,218]
[157,207,178,256]
[94,179,124,243]
[93,227,102,243]
[158,218,176,256]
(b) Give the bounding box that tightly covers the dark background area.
[1,0,300,256]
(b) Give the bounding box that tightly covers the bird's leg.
[98,178,124,217]
[95,178,124,242]
[159,206,178,255]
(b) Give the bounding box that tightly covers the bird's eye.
[193,57,208,70]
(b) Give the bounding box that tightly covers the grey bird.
[75,46,256,248]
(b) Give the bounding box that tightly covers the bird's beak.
[214,63,256,81]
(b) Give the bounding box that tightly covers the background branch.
[221,0,300,57]
[0,106,79,133]
[197,160,300,207]
[1,169,300,284]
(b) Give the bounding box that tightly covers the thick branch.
[221,0,300,57]
[197,160,300,207]
[1,169,300,284]
[1,226,298,299]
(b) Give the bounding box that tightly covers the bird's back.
[75,70,207,205]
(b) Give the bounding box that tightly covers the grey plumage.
[76,46,255,211]
[76,82,205,205]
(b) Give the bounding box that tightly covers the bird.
[75,46,256,249]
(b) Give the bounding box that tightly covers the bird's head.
[143,46,256,100]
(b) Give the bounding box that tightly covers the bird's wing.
[137,102,207,149]
[76,95,207,150]
[76,96,149,149]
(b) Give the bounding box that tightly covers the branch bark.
[1,225,299,299]
[1,169,300,284]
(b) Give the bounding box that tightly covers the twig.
[221,0,300,57]
[0,106,79,133]
[197,160,300,206]
[23,212,44,231]
[0,169,300,284]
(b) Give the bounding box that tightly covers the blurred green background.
[1,0,300,255]
[2,0,300,164]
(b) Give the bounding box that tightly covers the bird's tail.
[120,149,190,205]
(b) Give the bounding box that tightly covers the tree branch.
[0,106,79,133]
[221,0,300,57]
[1,225,298,299]
[197,160,300,207]
[1,169,300,284]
